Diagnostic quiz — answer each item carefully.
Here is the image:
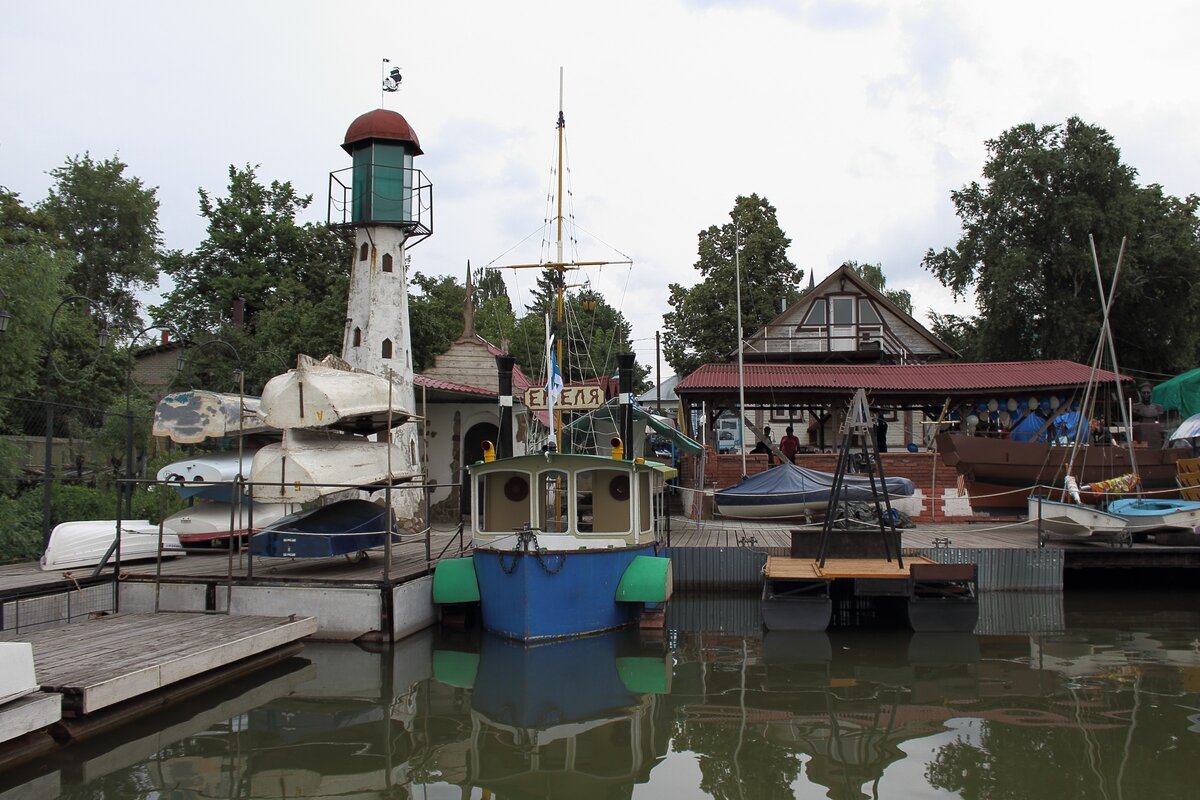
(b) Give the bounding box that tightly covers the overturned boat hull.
[250,499,397,559]
[165,501,292,544]
[41,520,185,571]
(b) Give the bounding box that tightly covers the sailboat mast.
[555,67,566,451]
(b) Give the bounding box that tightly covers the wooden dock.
[765,555,936,580]
[0,613,316,716]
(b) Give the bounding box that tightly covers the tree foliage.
[923,117,1200,373]
[155,165,348,340]
[40,154,162,332]
[663,194,803,375]
[153,165,350,392]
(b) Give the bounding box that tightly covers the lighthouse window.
[381,338,393,359]
[352,327,362,347]
[382,253,393,273]
[359,242,369,261]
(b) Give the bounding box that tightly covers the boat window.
[803,302,825,325]
[858,298,880,323]
[382,253,393,273]
[538,470,570,533]
[477,470,531,535]
[578,468,632,534]
[638,472,652,533]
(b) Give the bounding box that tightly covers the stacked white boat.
[247,356,416,559]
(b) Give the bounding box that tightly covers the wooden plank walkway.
[0,527,469,596]
[765,555,936,580]
[0,613,316,715]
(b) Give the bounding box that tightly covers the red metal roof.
[342,109,423,155]
[414,374,494,397]
[675,360,1126,394]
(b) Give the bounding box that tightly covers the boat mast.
[555,67,566,451]
[735,224,747,478]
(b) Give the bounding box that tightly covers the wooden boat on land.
[40,520,185,571]
[152,390,273,443]
[249,429,416,504]
[1026,496,1129,543]
[250,498,397,560]
[1106,497,1200,533]
[165,501,292,545]
[937,432,1185,512]
[259,357,413,435]
[715,463,915,519]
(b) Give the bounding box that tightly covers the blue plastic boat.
[250,498,397,559]
[1107,497,1200,532]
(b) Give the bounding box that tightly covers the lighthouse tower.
[334,108,433,523]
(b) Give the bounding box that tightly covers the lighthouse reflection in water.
[8,591,1200,799]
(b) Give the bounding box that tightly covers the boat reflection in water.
[5,592,1199,799]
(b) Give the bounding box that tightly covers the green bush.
[0,481,188,564]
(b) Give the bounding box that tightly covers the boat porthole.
[609,475,630,502]
[504,476,529,502]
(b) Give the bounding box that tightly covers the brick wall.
[680,448,978,523]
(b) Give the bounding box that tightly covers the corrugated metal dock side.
[975,591,1065,635]
[666,547,766,590]
[665,592,763,636]
[908,547,1063,591]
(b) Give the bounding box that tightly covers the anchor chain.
[498,524,566,575]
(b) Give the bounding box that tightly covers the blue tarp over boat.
[715,463,915,519]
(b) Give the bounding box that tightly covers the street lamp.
[123,325,181,517]
[43,295,109,552]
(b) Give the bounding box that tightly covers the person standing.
[779,426,800,463]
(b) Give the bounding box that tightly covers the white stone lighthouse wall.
[343,225,422,526]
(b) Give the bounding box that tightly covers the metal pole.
[656,330,662,412]
[735,225,747,479]
[41,389,55,552]
[125,374,134,518]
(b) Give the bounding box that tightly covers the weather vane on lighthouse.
[381,58,402,103]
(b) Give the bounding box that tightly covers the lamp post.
[43,296,109,552]
[123,325,181,517]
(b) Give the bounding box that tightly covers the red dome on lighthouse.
[341,109,423,155]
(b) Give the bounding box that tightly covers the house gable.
[743,264,957,362]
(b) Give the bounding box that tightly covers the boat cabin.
[469,453,673,548]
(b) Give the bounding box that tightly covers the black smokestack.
[496,355,515,459]
[618,353,634,459]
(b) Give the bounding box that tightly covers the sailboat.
[432,73,674,641]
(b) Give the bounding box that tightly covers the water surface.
[4,591,1198,799]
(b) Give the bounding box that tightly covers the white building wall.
[342,225,421,524]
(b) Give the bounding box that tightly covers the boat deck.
[765,555,937,580]
[0,612,316,715]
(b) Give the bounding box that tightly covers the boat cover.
[716,463,915,503]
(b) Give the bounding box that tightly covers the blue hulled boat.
[250,498,397,559]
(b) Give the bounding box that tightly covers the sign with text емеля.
[523,385,605,411]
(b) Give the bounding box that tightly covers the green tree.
[844,260,913,315]
[663,194,802,375]
[408,272,467,372]
[40,154,162,331]
[923,117,1200,372]
[155,165,348,339]
[153,165,350,389]
[927,311,980,360]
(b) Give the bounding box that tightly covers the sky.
[4,1,1199,376]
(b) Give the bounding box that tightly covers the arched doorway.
[463,421,499,466]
